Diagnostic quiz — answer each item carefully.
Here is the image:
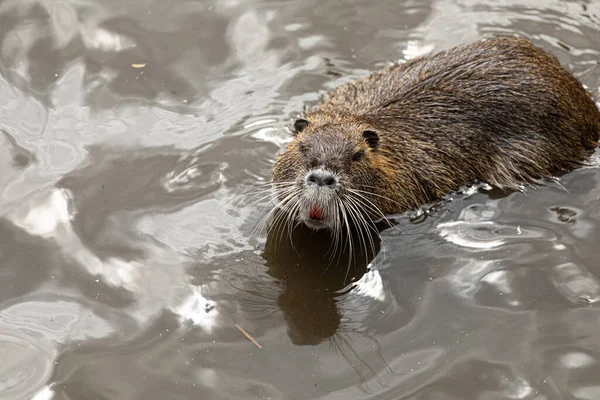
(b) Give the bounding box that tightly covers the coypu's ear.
[293,118,310,134]
[362,130,379,148]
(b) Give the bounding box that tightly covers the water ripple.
[1,0,600,399]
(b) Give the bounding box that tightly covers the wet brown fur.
[272,36,600,220]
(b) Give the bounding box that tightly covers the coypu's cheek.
[272,150,306,183]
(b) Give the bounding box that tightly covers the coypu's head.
[271,114,387,232]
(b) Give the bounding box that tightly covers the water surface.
[1,0,600,399]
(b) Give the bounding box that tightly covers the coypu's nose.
[306,170,337,188]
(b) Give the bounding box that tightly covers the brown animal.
[271,36,600,234]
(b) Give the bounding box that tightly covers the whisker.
[343,197,370,267]
[349,186,406,205]
[282,196,303,248]
[322,198,344,276]
[236,183,297,208]
[337,198,355,284]
[251,187,302,240]
[343,195,376,266]
[221,181,297,207]
[346,189,402,234]
[334,198,347,268]
[346,189,392,220]
[274,193,302,245]
[242,189,281,210]
[325,200,341,261]
[344,194,390,254]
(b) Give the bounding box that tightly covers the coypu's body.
[271,36,600,232]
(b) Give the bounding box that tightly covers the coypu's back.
[307,36,600,210]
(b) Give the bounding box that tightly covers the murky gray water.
[1,0,600,399]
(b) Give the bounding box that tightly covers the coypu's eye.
[293,118,310,134]
[362,130,379,148]
[298,142,308,154]
[352,150,365,162]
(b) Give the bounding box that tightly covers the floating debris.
[131,63,147,68]
[235,324,262,349]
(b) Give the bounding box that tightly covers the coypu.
[271,36,600,236]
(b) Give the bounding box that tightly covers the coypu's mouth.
[303,203,328,230]
[302,202,328,230]
[309,204,325,221]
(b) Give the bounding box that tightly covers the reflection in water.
[262,211,382,345]
[252,211,398,389]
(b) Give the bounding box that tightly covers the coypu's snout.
[301,168,339,230]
